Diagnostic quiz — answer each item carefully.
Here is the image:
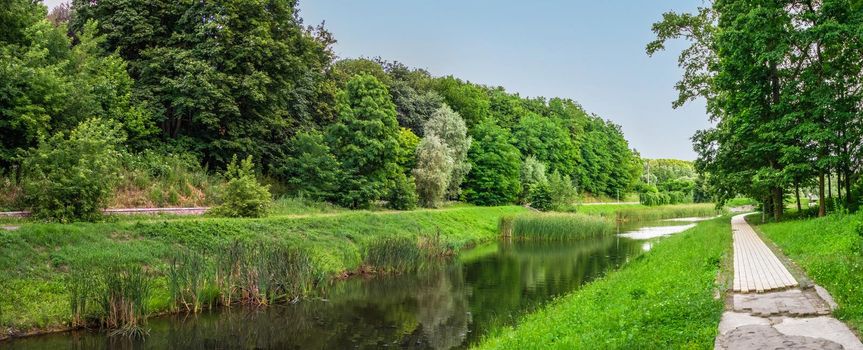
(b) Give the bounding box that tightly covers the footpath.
[715,214,863,349]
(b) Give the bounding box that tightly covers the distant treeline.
[1,0,641,212]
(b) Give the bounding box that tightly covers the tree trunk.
[828,169,833,201]
[838,171,843,204]
[773,187,783,221]
[795,181,801,212]
[819,172,826,217]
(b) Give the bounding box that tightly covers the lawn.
[755,214,863,331]
[474,216,730,349]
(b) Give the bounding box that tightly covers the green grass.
[505,213,614,241]
[755,213,863,331]
[0,205,525,335]
[725,197,757,207]
[474,216,730,349]
[567,203,720,222]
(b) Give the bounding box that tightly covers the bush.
[548,171,578,210]
[21,118,125,222]
[211,155,271,218]
[385,172,418,210]
[528,180,553,211]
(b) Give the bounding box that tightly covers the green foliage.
[327,74,402,208]
[477,218,729,349]
[211,155,271,218]
[71,0,334,167]
[513,114,578,176]
[21,118,125,222]
[464,121,522,206]
[650,1,863,219]
[277,130,340,200]
[527,181,554,211]
[548,171,578,210]
[384,172,418,210]
[395,127,420,171]
[424,104,472,198]
[519,156,548,204]
[577,117,641,197]
[413,134,453,208]
[432,76,490,128]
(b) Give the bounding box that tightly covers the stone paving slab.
[732,214,797,293]
[733,289,831,317]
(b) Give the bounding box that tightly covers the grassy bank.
[755,214,863,331]
[502,213,614,241]
[0,205,525,336]
[572,203,721,222]
[475,216,730,349]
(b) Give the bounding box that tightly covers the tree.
[326,74,403,209]
[390,80,444,135]
[432,76,490,128]
[513,113,578,177]
[548,171,578,210]
[413,135,453,208]
[71,0,335,167]
[463,121,522,205]
[211,155,271,218]
[424,105,472,198]
[520,156,548,204]
[0,8,151,167]
[21,118,125,222]
[276,130,340,200]
[395,127,420,171]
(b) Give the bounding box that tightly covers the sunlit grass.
[504,213,614,241]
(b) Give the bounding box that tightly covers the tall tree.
[326,74,402,209]
[463,121,522,205]
[71,0,334,167]
[424,105,472,199]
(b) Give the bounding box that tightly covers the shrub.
[528,180,553,211]
[21,118,125,222]
[384,172,418,210]
[275,130,340,201]
[520,156,548,204]
[548,171,578,210]
[211,155,271,218]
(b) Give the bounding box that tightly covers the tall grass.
[213,241,316,306]
[69,265,151,337]
[112,151,218,208]
[168,249,215,312]
[614,203,721,222]
[506,213,614,241]
[363,232,453,274]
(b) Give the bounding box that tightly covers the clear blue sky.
[43,0,709,160]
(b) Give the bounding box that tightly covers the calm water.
[6,220,700,350]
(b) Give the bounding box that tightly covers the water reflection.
[6,237,645,350]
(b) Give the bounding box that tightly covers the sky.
[43,0,710,160]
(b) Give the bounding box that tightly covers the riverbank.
[0,206,526,338]
[0,203,719,341]
[474,216,730,349]
[754,214,863,332]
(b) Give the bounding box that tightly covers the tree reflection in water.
[7,235,644,350]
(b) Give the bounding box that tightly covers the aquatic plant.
[101,265,151,337]
[615,204,720,222]
[363,236,424,273]
[167,249,212,312]
[507,213,614,241]
[214,241,316,306]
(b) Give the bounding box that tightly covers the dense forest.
[0,0,642,220]
[650,0,863,219]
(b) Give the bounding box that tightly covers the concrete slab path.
[717,214,863,349]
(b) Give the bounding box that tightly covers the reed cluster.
[505,213,614,241]
[69,265,151,337]
[615,204,720,222]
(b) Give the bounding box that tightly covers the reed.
[363,236,424,273]
[214,241,316,306]
[507,213,614,241]
[100,265,151,337]
[614,204,720,222]
[167,249,213,312]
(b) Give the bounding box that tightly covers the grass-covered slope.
[756,214,863,331]
[474,217,730,349]
[0,206,525,334]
